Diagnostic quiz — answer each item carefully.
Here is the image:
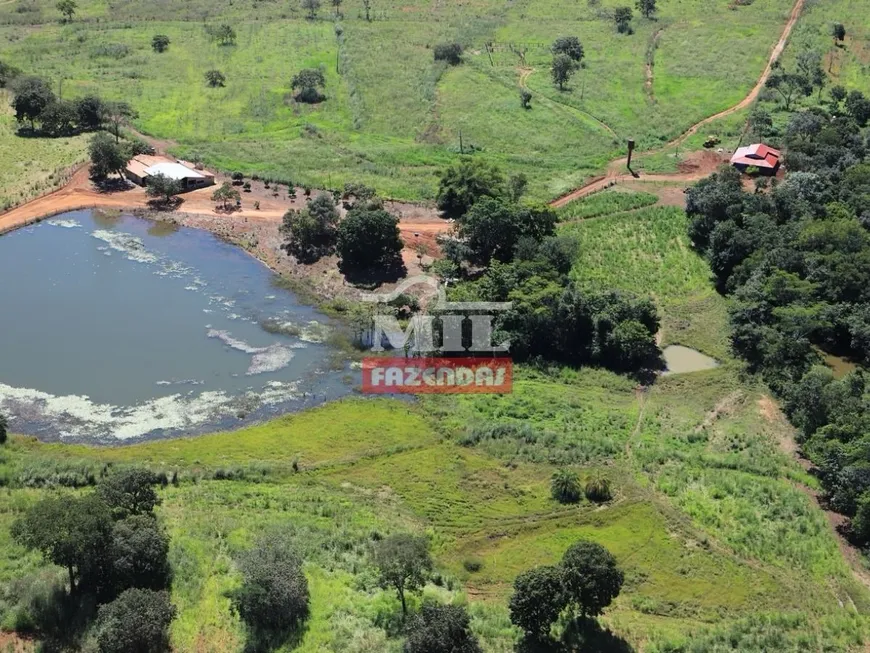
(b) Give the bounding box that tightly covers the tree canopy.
[561,540,625,616]
[404,604,482,653]
[336,206,405,278]
[372,534,432,616]
[435,157,505,220]
[94,588,176,653]
[292,68,326,103]
[552,36,584,62]
[97,468,161,519]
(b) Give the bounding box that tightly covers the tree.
[404,604,482,653]
[331,0,342,18]
[11,494,113,593]
[0,60,21,88]
[372,534,432,616]
[101,100,137,143]
[111,515,171,591]
[434,43,463,65]
[205,69,226,88]
[748,107,773,138]
[233,535,309,637]
[56,0,76,21]
[636,0,656,19]
[0,412,7,444]
[291,67,326,103]
[845,90,870,127]
[151,34,171,53]
[560,540,624,617]
[89,132,131,180]
[212,182,241,210]
[507,173,528,202]
[94,588,176,653]
[11,75,55,130]
[281,193,340,262]
[337,207,405,275]
[614,6,633,33]
[831,22,846,44]
[796,48,826,100]
[302,0,321,19]
[551,469,582,504]
[551,53,575,90]
[830,84,847,108]
[852,492,870,544]
[146,173,183,205]
[362,0,372,20]
[584,474,612,502]
[436,157,505,219]
[213,24,236,45]
[766,63,812,111]
[520,88,532,109]
[457,197,557,265]
[39,99,77,136]
[509,566,566,638]
[552,36,584,62]
[97,468,161,519]
[76,94,105,131]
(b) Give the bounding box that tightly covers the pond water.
[662,345,719,375]
[0,210,353,443]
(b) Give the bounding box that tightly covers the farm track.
[549,0,806,208]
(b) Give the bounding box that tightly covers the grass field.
[0,90,88,212]
[0,0,800,200]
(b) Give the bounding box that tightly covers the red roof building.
[730,143,782,175]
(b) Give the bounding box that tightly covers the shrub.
[551,469,582,504]
[584,475,612,502]
[434,42,463,65]
[462,558,483,573]
[204,69,226,88]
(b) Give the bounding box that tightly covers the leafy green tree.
[434,43,463,65]
[0,412,7,444]
[336,207,405,276]
[302,0,321,19]
[520,88,532,109]
[97,468,161,519]
[146,173,183,205]
[11,75,55,130]
[76,94,105,131]
[748,107,773,138]
[233,535,309,637]
[111,514,171,591]
[362,0,372,21]
[551,53,575,90]
[507,173,528,202]
[151,34,171,53]
[584,475,612,502]
[89,132,131,180]
[845,90,870,127]
[509,566,566,638]
[614,6,633,33]
[212,182,241,209]
[560,540,624,617]
[372,534,432,616]
[796,48,826,100]
[213,24,236,45]
[281,193,340,262]
[831,22,846,44]
[94,588,176,653]
[39,99,77,136]
[830,84,847,108]
[552,36,583,62]
[291,68,326,103]
[205,69,226,88]
[56,0,76,21]
[404,604,482,653]
[635,0,656,18]
[766,62,812,110]
[331,0,343,17]
[551,469,582,504]
[436,157,505,219]
[457,197,557,265]
[11,494,113,593]
[0,60,21,88]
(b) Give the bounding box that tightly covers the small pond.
[0,210,353,443]
[662,345,719,375]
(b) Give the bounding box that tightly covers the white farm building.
[125,155,215,191]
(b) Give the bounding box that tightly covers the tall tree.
[291,68,326,102]
[101,101,137,143]
[635,0,656,19]
[89,132,131,180]
[97,468,161,519]
[551,53,576,90]
[56,0,76,21]
[362,0,372,21]
[336,207,405,276]
[302,0,321,19]
[211,182,241,209]
[94,589,176,653]
[436,157,505,219]
[509,565,566,638]
[146,173,183,205]
[766,62,812,111]
[560,540,624,617]
[111,514,171,592]
[404,604,482,653]
[614,6,633,33]
[551,36,584,62]
[151,34,171,53]
[281,192,339,262]
[371,534,431,616]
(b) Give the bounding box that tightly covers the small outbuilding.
[126,155,215,191]
[730,143,781,175]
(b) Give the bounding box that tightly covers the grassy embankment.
[2,192,869,651]
[0,0,797,200]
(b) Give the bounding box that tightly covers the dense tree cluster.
[509,540,623,639]
[404,604,482,653]
[435,158,661,377]
[686,106,870,538]
[11,468,175,650]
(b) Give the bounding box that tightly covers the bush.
[584,475,612,502]
[434,42,463,65]
[462,558,483,573]
[204,69,226,88]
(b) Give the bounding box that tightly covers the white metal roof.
[144,161,205,180]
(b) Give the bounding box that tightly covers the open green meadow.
[0,0,798,200]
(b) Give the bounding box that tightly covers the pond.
[662,345,719,375]
[0,210,353,443]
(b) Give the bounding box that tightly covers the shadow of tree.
[516,617,634,653]
[340,258,407,286]
[23,585,98,653]
[243,622,308,653]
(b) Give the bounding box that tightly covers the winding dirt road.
[548,0,806,208]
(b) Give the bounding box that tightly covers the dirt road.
[548,0,806,208]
